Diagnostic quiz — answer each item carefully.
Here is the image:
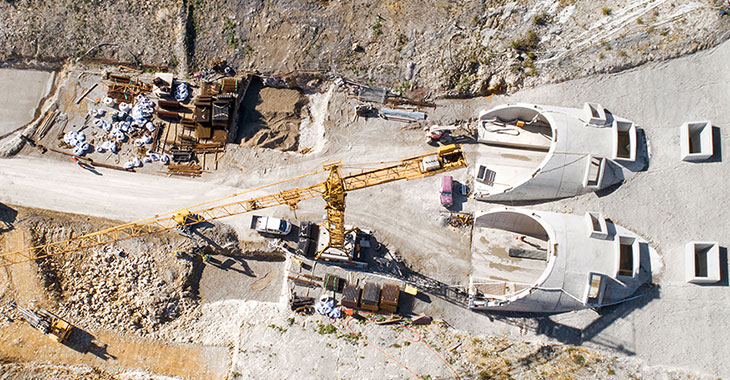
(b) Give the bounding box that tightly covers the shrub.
[371,21,383,36]
[532,11,551,26]
[511,30,539,52]
[317,323,337,335]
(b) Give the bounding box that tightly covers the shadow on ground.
[360,235,471,315]
[66,327,116,360]
[360,229,660,356]
[234,77,265,144]
[0,203,17,233]
[481,283,660,356]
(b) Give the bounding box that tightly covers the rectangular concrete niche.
[583,272,607,305]
[585,211,608,240]
[582,156,606,189]
[685,241,720,284]
[612,120,637,162]
[475,164,496,185]
[583,102,607,125]
[615,236,640,280]
[680,121,713,161]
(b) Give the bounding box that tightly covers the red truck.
[440,175,453,207]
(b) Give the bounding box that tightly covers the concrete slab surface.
[0,68,55,136]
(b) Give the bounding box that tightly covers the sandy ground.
[0,68,55,136]
[1,38,730,378]
[0,322,227,380]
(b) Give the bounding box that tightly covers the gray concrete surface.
[0,69,55,136]
[475,39,730,377]
[199,257,284,304]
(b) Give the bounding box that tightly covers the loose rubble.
[56,245,193,336]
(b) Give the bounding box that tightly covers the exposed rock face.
[2,1,728,96]
[0,1,181,68]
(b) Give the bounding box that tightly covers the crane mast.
[0,145,467,267]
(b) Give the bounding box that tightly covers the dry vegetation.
[1,0,728,96]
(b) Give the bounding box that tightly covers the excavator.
[8,301,74,343]
[0,144,468,267]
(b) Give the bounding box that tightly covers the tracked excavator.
[7,301,73,343]
[0,144,468,266]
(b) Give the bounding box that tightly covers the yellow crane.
[0,145,468,267]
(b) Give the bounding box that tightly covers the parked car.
[440,175,453,207]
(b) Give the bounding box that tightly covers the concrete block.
[685,241,720,284]
[585,211,608,240]
[583,102,607,125]
[680,121,713,161]
[615,235,639,280]
[612,120,637,162]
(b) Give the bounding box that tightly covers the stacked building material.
[157,109,180,121]
[341,283,361,309]
[170,148,193,162]
[290,293,314,310]
[380,284,400,314]
[168,163,202,176]
[361,282,380,312]
[297,222,318,258]
[323,274,342,293]
[158,99,180,110]
[105,74,151,103]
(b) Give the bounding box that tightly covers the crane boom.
[0,145,467,267]
[0,182,326,267]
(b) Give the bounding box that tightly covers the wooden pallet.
[168,163,202,177]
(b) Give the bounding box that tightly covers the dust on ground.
[0,204,703,380]
[0,321,226,380]
[1,29,730,379]
[237,79,308,152]
[191,0,730,96]
[194,297,704,380]
[0,1,181,71]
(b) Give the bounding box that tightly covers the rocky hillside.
[2,0,728,95]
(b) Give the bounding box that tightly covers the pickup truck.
[250,215,292,236]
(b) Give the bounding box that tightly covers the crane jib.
[0,145,467,267]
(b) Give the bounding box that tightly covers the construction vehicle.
[424,125,458,144]
[8,301,73,343]
[250,215,292,236]
[445,212,473,228]
[0,145,468,266]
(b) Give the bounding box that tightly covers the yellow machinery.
[173,209,199,225]
[0,145,467,266]
[43,310,73,343]
[8,301,73,343]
